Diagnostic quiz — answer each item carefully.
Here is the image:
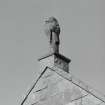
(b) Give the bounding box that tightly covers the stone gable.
[21,66,105,105]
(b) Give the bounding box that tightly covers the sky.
[0,0,105,105]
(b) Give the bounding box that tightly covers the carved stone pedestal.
[38,53,71,73]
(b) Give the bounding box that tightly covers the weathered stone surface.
[22,67,105,105]
[38,53,70,73]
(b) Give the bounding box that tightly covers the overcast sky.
[0,0,105,105]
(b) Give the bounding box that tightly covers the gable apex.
[21,66,105,105]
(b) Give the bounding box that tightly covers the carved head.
[44,17,60,35]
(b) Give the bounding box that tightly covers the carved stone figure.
[44,17,60,53]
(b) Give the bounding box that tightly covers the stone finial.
[44,17,60,53]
